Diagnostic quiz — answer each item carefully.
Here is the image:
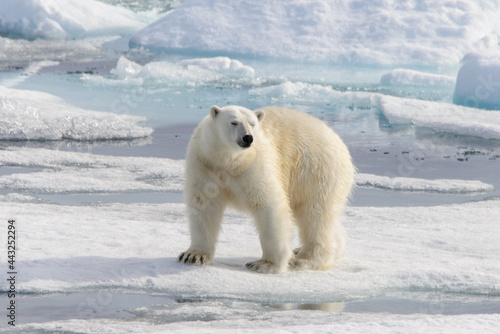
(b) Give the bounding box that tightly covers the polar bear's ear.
[210,105,222,118]
[255,109,265,122]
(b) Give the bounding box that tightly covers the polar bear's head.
[209,105,265,149]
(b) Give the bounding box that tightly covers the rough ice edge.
[380,69,455,87]
[0,86,154,141]
[356,173,495,194]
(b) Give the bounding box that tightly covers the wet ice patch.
[0,86,153,140]
[356,173,495,194]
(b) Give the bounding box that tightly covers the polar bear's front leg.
[246,205,293,274]
[179,194,225,266]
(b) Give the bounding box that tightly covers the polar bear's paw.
[178,251,211,266]
[288,257,314,270]
[245,259,284,274]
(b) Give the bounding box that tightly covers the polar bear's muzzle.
[238,134,253,148]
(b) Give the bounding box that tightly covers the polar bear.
[178,105,354,274]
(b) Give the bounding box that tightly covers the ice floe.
[377,94,500,140]
[0,86,153,141]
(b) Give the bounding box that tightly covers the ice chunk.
[86,56,256,87]
[0,0,151,40]
[177,57,255,78]
[381,69,455,87]
[377,95,500,140]
[129,0,500,65]
[0,86,153,140]
[110,56,143,80]
[356,173,495,194]
[453,52,500,110]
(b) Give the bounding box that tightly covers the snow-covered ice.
[0,86,153,140]
[1,187,500,332]
[130,0,500,65]
[0,0,154,40]
[0,148,183,193]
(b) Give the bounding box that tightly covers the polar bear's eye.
[250,123,255,127]
[231,121,238,126]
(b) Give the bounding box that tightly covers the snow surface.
[0,0,155,40]
[2,184,500,332]
[380,69,455,87]
[129,0,500,65]
[0,86,153,140]
[453,52,500,109]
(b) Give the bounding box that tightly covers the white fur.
[179,105,355,274]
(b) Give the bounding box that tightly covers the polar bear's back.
[256,106,349,158]
[256,106,354,207]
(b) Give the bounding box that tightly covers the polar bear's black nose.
[241,135,253,147]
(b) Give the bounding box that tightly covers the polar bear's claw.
[178,251,210,265]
